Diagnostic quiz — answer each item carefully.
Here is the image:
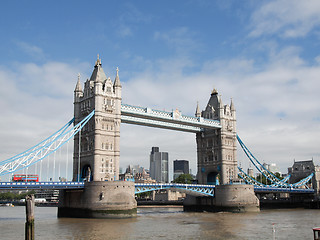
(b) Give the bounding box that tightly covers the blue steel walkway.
[0,182,314,195]
[135,183,215,196]
[0,181,84,189]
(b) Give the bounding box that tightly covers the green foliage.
[0,190,35,201]
[255,172,283,185]
[136,191,152,198]
[172,174,194,184]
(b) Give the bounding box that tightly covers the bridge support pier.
[58,181,137,218]
[184,184,259,213]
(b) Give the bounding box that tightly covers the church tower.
[73,56,121,181]
[196,89,237,185]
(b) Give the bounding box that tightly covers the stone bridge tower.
[59,56,136,218]
[73,56,121,182]
[196,89,237,185]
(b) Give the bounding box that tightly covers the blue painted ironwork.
[238,167,291,187]
[0,181,314,195]
[237,135,314,188]
[237,135,283,184]
[0,110,95,176]
[254,186,314,194]
[0,181,84,189]
[135,183,215,196]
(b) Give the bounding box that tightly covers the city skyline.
[1,1,320,180]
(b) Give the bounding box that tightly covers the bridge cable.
[237,135,284,185]
[237,135,314,188]
[0,110,95,176]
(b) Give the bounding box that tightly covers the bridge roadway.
[0,182,314,195]
[121,103,221,133]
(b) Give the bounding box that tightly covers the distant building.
[149,147,169,183]
[288,160,315,184]
[173,160,189,180]
[262,163,280,174]
[119,165,155,183]
[247,168,254,178]
[288,159,320,193]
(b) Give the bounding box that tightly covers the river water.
[0,206,319,239]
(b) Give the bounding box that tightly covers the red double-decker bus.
[12,174,39,182]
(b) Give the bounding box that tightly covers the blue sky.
[1,0,320,181]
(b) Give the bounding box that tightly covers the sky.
[1,0,320,181]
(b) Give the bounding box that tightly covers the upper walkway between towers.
[120,103,221,133]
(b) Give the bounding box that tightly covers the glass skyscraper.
[149,147,168,183]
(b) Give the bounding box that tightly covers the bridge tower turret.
[74,74,83,120]
[59,56,136,218]
[196,89,237,185]
[72,56,121,182]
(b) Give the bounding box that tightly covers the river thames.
[0,206,319,239]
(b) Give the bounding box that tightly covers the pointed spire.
[230,98,235,111]
[74,73,82,92]
[195,101,201,117]
[114,67,121,87]
[211,88,218,95]
[219,95,223,108]
[90,55,107,83]
[95,54,101,67]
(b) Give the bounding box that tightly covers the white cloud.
[121,51,320,174]
[117,25,133,37]
[1,47,320,181]
[249,0,320,38]
[114,3,153,38]
[16,41,45,60]
[0,60,89,181]
[154,27,200,55]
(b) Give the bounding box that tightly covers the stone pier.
[184,184,260,213]
[58,181,137,218]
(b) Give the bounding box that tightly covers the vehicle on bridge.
[12,174,39,182]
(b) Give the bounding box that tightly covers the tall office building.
[173,160,189,180]
[149,147,169,183]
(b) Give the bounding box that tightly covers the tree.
[256,172,283,185]
[172,174,194,184]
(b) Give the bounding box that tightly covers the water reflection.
[0,206,319,239]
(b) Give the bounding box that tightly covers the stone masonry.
[196,89,237,185]
[73,56,121,182]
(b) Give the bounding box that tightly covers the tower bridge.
[72,56,238,186]
[0,56,317,217]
